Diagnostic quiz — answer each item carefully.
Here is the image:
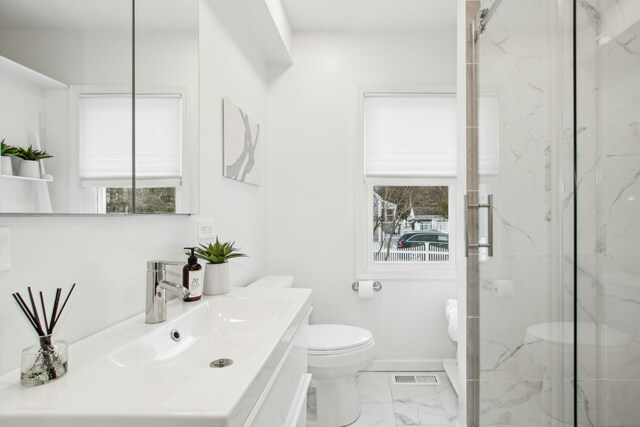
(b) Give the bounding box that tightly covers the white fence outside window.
[414,222,449,233]
[373,244,449,262]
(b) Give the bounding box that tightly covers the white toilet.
[248,276,376,427]
[443,299,459,395]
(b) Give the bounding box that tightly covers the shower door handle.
[464,194,494,257]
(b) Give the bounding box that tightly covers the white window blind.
[79,94,132,186]
[135,95,182,184]
[364,94,457,177]
[79,93,182,187]
[364,93,498,177]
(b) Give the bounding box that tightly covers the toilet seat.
[308,342,373,356]
[307,325,376,370]
[308,324,373,353]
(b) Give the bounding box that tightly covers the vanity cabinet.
[245,309,311,427]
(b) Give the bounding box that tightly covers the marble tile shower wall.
[576,0,640,425]
[475,0,567,425]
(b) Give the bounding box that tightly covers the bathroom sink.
[107,297,292,368]
[0,287,312,427]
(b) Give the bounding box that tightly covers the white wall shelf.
[0,55,67,89]
[1,174,53,183]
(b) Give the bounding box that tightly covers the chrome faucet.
[146,260,191,324]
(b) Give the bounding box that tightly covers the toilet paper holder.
[352,281,383,292]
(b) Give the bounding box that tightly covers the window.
[104,188,176,214]
[361,92,456,275]
[358,90,498,277]
[78,92,183,213]
[372,185,451,264]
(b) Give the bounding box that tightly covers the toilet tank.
[247,275,294,288]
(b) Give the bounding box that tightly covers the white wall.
[0,73,43,150]
[0,72,46,212]
[0,0,269,375]
[266,31,458,362]
[197,0,268,287]
[0,29,131,87]
[0,216,192,375]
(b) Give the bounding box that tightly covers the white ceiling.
[0,0,197,31]
[281,0,457,31]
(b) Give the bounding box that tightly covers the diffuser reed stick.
[12,284,76,338]
[51,283,76,332]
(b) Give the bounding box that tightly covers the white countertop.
[0,287,312,427]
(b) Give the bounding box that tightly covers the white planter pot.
[18,160,40,179]
[1,156,13,175]
[203,262,230,295]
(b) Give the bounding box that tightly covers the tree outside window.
[373,186,448,261]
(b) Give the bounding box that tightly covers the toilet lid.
[525,322,630,348]
[308,324,373,352]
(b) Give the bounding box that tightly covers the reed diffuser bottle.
[13,284,76,387]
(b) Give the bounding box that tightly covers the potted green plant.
[194,238,247,295]
[1,140,19,175]
[15,145,53,179]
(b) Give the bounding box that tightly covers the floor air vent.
[392,373,441,385]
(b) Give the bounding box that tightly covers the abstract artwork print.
[223,98,260,186]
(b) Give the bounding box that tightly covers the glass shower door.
[469,0,574,425]
[575,1,640,425]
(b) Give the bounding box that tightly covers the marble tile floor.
[350,371,459,427]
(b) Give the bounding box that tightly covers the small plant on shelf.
[194,237,247,264]
[1,140,19,157]
[1,140,20,175]
[15,145,53,161]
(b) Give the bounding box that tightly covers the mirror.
[0,0,198,214]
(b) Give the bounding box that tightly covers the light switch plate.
[0,227,10,272]
[197,219,215,240]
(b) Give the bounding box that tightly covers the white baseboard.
[366,359,446,372]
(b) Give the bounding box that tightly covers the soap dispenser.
[183,247,203,301]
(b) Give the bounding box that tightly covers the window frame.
[360,178,457,279]
[70,85,193,214]
[356,86,458,280]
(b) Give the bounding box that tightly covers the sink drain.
[210,358,233,368]
[170,329,181,342]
